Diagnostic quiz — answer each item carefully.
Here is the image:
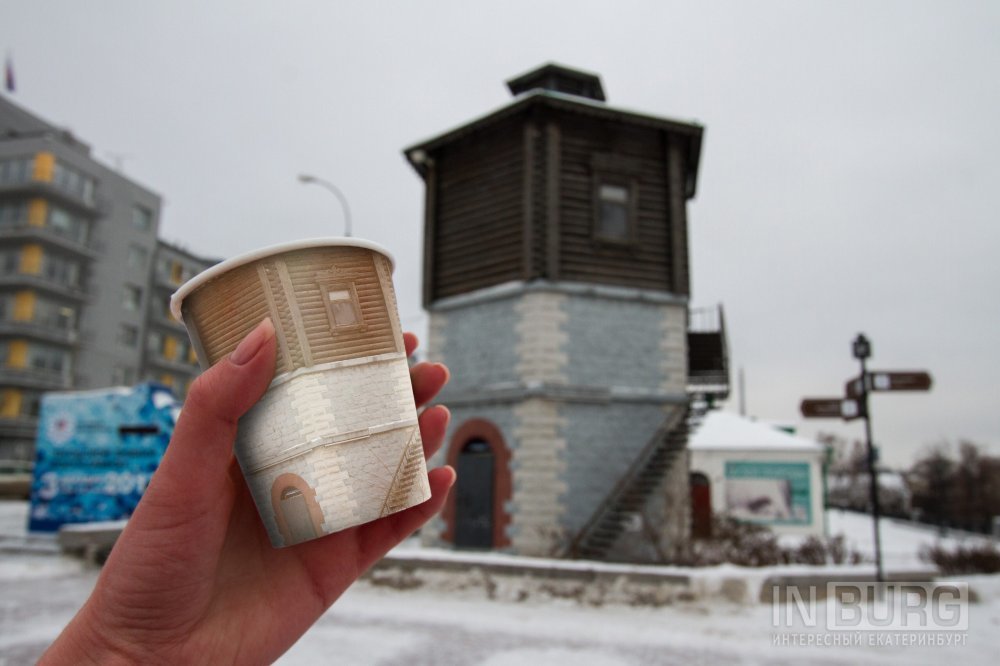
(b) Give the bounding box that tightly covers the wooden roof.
[403,89,705,199]
[505,62,606,102]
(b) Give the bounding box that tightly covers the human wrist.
[40,602,141,666]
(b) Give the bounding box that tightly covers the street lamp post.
[853,333,885,584]
[298,174,353,237]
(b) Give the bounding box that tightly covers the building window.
[27,343,69,373]
[127,244,149,270]
[49,206,89,245]
[163,335,178,361]
[0,157,31,185]
[112,366,136,386]
[132,205,153,232]
[176,339,190,364]
[52,162,96,205]
[0,389,21,418]
[34,298,76,330]
[41,254,81,288]
[0,250,18,273]
[147,330,163,355]
[119,324,139,347]
[0,201,27,229]
[594,182,634,242]
[122,285,143,311]
[319,283,363,331]
[24,391,42,417]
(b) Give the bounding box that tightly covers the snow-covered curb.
[375,543,940,607]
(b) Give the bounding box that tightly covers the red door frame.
[442,418,512,548]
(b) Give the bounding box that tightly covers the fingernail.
[435,363,451,384]
[231,318,275,366]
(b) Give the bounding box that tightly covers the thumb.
[139,318,277,522]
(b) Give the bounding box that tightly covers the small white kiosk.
[689,411,826,537]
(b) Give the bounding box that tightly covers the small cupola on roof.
[505,63,606,102]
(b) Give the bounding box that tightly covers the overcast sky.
[3,0,998,467]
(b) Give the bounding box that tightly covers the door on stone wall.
[279,487,317,545]
[690,472,712,539]
[454,440,494,548]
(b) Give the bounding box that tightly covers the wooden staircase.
[566,404,696,561]
[687,304,730,403]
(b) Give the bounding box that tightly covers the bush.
[673,516,863,567]
[921,542,1000,575]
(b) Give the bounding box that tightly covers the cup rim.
[169,236,395,322]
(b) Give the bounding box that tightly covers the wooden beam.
[545,122,561,280]
[422,161,437,308]
[666,134,690,297]
[522,122,536,281]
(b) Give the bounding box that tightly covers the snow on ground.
[824,509,994,569]
[2,500,999,665]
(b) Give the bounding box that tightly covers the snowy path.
[2,553,996,666]
[2,501,999,665]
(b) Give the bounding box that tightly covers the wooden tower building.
[404,64,727,561]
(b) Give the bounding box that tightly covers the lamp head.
[852,333,871,361]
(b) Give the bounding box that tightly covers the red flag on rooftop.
[5,54,15,92]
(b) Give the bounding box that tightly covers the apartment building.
[0,94,216,463]
[144,240,217,394]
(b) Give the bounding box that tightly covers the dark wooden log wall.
[425,109,692,302]
[555,115,676,292]
[431,118,525,301]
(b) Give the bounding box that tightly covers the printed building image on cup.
[170,239,431,547]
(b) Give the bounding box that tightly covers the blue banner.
[28,383,178,532]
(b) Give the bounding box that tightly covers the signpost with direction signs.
[846,371,933,397]
[800,334,932,584]
[800,398,862,420]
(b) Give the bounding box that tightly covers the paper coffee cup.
[170,238,431,547]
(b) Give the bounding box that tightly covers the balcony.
[0,272,89,301]
[154,269,185,291]
[0,319,78,346]
[687,304,730,402]
[0,179,98,216]
[148,307,186,333]
[0,414,39,441]
[0,366,73,391]
[0,221,98,260]
[145,352,200,378]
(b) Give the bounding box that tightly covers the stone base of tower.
[421,280,692,562]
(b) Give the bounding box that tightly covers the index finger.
[404,332,418,358]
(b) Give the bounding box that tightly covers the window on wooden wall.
[319,282,364,332]
[593,178,637,244]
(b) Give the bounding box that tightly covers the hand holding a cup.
[41,322,454,665]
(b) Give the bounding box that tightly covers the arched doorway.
[690,472,712,539]
[454,440,494,549]
[443,419,512,549]
[271,473,324,546]
[279,487,317,544]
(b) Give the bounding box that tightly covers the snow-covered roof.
[689,411,824,453]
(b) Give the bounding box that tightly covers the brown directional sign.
[845,377,864,398]
[801,398,862,421]
[871,371,932,392]
[845,371,932,397]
